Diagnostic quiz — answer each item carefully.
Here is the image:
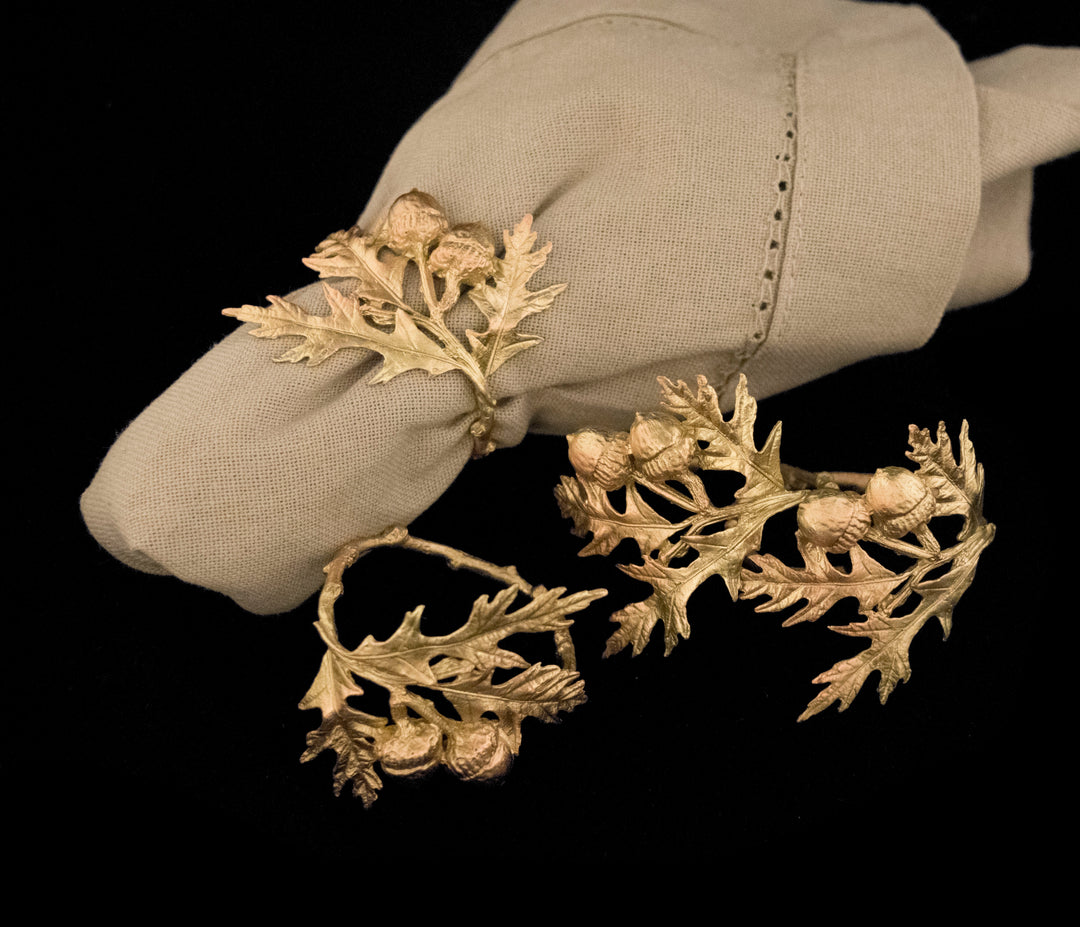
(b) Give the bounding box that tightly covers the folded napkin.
[81,0,1080,614]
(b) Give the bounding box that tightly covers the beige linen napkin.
[81,0,1080,614]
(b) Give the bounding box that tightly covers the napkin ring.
[300,526,605,807]
[224,190,566,458]
[557,374,995,721]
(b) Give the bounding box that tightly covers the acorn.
[629,414,696,480]
[567,430,632,490]
[428,223,497,286]
[376,720,444,778]
[796,491,871,553]
[864,466,937,548]
[383,189,449,254]
[444,721,514,782]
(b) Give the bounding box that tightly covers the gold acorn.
[428,223,497,286]
[629,414,696,480]
[797,491,871,553]
[864,467,935,536]
[376,720,444,778]
[383,189,449,255]
[444,721,513,782]
[567,430,632,490]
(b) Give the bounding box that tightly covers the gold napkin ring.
[224,190,567,458]
[557,374,995,721]
[300,526,605,807]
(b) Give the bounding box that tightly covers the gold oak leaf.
[907,420,986,537]
[606,493,796,657]
[440,664,587,752]
[301,716,384,805]
[300,230,410,312]
[606,558,694,657]
[554,475,687,558]
[298,652,387,805]
[339,586,604,690]
[797,522,995,720]
[224,283,459,382]
[298,650,367,717]
[659,374,784,500]
[912,522,995,639]
[465,215,568,377]
[741,544,907,627]
[796,612,920,722]
[682,493,799,599]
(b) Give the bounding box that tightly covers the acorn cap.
[796,491,871,553]
[376,720,444,778]
[383,189,449,254]
[444,721,514,782]
[567,429,631,489]
[864,466,936,537]
[629,414,695,480]
[428,223,497,285]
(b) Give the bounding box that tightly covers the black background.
[19,1,1071,868]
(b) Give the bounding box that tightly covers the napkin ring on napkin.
[224,190,567,458]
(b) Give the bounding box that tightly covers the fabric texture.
[81,0,1080,614]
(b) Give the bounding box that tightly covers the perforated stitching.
[724,56,797,395]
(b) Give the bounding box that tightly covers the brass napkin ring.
[224,190,566,458]
[300,527,605,806]
[557,374,995,721]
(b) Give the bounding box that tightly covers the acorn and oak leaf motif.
[223,191,995,794]
[556,375,994,721]
[299,528,605,806]
[224,190,566,457]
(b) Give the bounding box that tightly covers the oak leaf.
[301,230,410,311]
[298,653,387,805]
[465,215,567,377]
[342,585,605,687]
[605,493,798,657]
[440,664,587,752]
[606,558,695,657]
[301,715,384,804]
[682,493,800,600]
[742,544,906,626]
[555,475,686,558]
[224,284,459,382]
[911,522,995,639]
[797,522,994,720]
[796,612,920,722]
[299,650,369,717]
[907,420,986,538]
[659,375,784,500]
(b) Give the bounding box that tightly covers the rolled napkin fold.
[81,0,1079,614]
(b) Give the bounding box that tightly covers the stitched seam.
[722,54,798,398]
[784,54,806,363]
